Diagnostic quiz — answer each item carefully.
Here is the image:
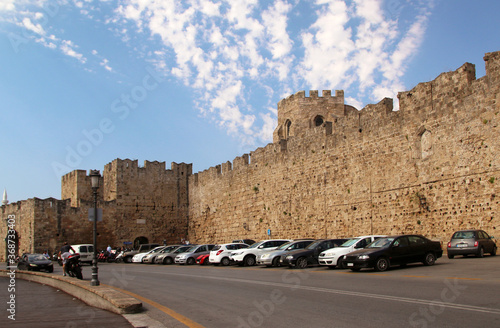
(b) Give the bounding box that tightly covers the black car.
[281,238,349,269]
[17,253,54,273]
[447,229,497,258]
[342,235,443,272]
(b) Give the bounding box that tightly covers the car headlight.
[286,255,294,260]
[324,252,334,257]
[177,255,186,259]
[29,264,38,267]
[358,255,370,260]
[260,254,270,259]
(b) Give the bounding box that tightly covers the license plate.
[457,244,467,248]
[347,263,354,267]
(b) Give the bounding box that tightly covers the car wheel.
[221,257,230,266]
[163,257,173,265]
[337,256,345,269]
[423,252,436,266]
[296,257,308,269]
[491,246,497,256]
[272,257,281,267]
[186,257,195,265]
[48,267,54,273]
[244,255,256,266]
[124,256,132,263]
[447,254,454,259]
[476,247,484,258]
[374,257,389,272]
[115,258,122,263]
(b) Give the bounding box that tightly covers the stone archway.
[133,236,149,249]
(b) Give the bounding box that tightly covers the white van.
[71,244,94,264]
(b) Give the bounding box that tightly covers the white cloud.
[60,40,86,63]
[0,0,15,11]
[22,17,45,35]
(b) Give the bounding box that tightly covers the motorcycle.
[66,253,83,280]
[97,251,108,262]
[113,250,124,263]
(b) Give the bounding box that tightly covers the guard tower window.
[314,115,324,126]
[285,120,292,139]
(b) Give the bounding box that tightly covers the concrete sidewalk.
[1,277,134,327]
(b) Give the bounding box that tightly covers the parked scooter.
[113,250,124,263]
[66,253,83,279]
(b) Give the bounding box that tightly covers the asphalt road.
[93,255,500,328]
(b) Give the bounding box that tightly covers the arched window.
[314,115,324,126]
[285,120,292,139]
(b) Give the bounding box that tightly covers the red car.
[196,254,210,265]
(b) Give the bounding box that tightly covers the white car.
[230,239,290,266]
[209,243,250,266]
[132,246,165,263]
[318,235,386,268]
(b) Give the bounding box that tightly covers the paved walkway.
[1,276,134,327]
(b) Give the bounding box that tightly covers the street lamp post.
[89,169,101,286]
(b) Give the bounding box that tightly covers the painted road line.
[102,283,206,328]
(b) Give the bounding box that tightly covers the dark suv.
[447,230,497,258]
[281,239,348,269]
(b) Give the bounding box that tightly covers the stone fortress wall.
[1,51,499,260]
[187,51,500,245]
[0,159,191,258]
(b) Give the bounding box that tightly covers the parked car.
[232,239,256,246]
[281,238,349,269]
[447,230,497,258]
[209,243,250,266]
[143,245,182,264]
[17,253,54,273]
[132,246,165,263]
[342,234,443,272]
[70,244,94,265]
[318,235,386,269]
[175,244,215,265]
[257,239,315,267]
[155,245,194,264]
[122,243,160,263]
[196,254,210,265]
[230,239,291,266]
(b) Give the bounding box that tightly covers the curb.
[0,269,142,314]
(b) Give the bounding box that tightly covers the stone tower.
[272,90,356,142]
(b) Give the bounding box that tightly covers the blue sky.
[1,0,499,203]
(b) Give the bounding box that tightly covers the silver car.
[155,245,194,265]
[257,239,314,267]
[142,245,182,264]
[174,244,216,265]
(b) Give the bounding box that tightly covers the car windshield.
[306,241,323,249]
[366,237,395,248]
[247,241,264,249]
[28,254,47,261]
[174,246,192,253]
[452,231,475,239]
[160,246,177,253]
[341,238,360,247]
[275,241,295,250]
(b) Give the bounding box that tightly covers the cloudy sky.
[1,0,499,203]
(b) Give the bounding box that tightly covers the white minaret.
[2,188,8,206]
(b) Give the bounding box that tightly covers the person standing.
[58,242,75,276]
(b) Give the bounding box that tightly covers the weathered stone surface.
[1,51,499,259]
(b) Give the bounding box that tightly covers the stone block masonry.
[1,51,499,260]
[188,51,500,245]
